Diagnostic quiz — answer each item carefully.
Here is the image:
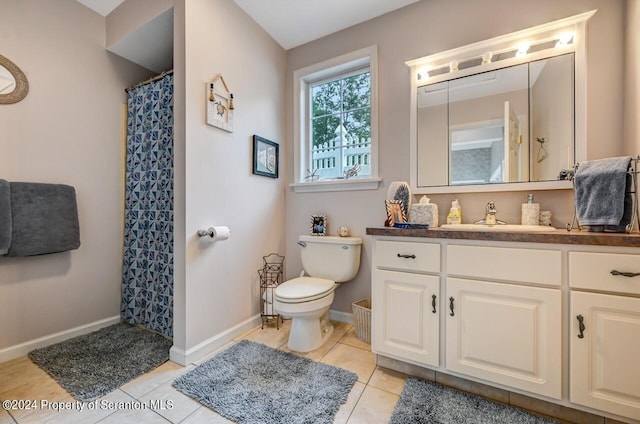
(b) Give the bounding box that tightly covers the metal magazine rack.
[567,155,640,233]
[258,253,285,329]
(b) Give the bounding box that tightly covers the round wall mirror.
[0,55,29,104]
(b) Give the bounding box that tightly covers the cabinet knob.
[449,297,455,316]
[397,253,416,259]
[610,270,640,278]
[432,294,437,314]
[576,314,585,339]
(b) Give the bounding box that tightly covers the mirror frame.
[406,10,596,194]
[0,55,29,105]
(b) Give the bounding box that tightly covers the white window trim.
[291,45,380,193]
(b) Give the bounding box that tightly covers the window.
[292,46,380,192]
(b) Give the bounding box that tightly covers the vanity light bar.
[417,32,575,81]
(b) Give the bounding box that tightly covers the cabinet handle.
[449,297,455,316]
[397,253,416,259]
[611,270,640,278]
[432,294,437,314]
[576,315,585,339]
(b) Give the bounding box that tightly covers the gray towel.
[575,156,632,228]
[6,182,80,257]
[0,179,10,255]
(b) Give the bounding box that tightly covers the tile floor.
[0,320,407,424]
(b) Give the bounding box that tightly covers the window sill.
[290,177,382,193]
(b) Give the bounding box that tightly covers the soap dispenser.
[521,194,540,225]
[447,200,462,225]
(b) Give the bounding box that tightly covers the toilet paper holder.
[197,228,216,238]
[197,226,230,240]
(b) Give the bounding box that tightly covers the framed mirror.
[407,11,595,194]
[0,55,29,104]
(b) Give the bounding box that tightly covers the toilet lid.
[275,277,335,302]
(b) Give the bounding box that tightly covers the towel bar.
[567,155,640,233]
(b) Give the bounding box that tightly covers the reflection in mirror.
[0,65,16,94]
[416,53,574,188]
[530,54,574,181]
[0,54,29,104]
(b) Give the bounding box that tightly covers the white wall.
[0,0,153,355]
[285,0,626,313]
[626,0,640,155]
[171,0,286,362]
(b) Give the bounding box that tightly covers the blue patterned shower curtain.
[121,74,174,338]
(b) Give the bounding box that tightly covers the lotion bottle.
[521,194,540,225]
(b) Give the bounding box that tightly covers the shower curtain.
[121,73,174,338]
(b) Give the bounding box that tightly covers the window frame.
[291,45,380,193]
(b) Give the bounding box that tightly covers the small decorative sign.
[206,74,234,132]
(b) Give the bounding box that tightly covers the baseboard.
[330,309,353,324]
[0,315,121,364]
[170,314,262,366]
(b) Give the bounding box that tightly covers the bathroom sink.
[440,224,556,232]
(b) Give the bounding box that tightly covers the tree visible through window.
[309,70,371,180]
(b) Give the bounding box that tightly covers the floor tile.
[329,322,353,342]
[280,339,338,362]
[338,327,371,351]
[345,385,399,424]
[96,406,170,423]
[180,406,235,423]
[321,343,376,384]
[120,361,188,399]
[193,342,236,366]
[239,326,289,349]
[0,408,15,424]
[0,375,73,421]
[367,367,408,395]
[0,357,49,393]
[18,389,132,424]
[333,381,365,424]
[140,381,202,423]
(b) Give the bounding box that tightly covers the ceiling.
[75,0,419,49]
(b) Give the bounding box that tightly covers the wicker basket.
[352,298,371,344]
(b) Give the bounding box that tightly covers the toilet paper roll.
[202,226,230,241]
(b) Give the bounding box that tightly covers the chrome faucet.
[474,201,507,225]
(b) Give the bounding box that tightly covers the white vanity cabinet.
[569,252,640,420]
[445,244,563,399]
[368,228,640,422]
[372,240,440,366]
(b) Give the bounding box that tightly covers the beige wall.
[285,0,626,313]
[0,0,153,353]
[626,0,640,155]
[173,0,286,358]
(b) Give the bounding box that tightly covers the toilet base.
[288,310,333,352]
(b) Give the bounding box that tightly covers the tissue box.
[410,203,438,227]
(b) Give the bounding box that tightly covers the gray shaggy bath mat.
[172,340,357,424]
[389,377,558,424]
[28,322,172,401]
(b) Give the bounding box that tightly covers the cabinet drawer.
[375,240,440,273]
[447,245,561,286]
[569,251,640,295]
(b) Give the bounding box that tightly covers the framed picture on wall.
[252,135,279,178]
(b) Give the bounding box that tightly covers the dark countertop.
[366,227,640,248]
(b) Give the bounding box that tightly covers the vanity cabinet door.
[570,291,640,420]
[372,269,440,367]
[445,278,562,399]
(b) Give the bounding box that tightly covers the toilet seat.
[275,277,336,303]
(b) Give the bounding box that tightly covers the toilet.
[274,235,362,352]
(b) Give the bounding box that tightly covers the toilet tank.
[299,235,362,282]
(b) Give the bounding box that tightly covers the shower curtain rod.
[125,69,174,93]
